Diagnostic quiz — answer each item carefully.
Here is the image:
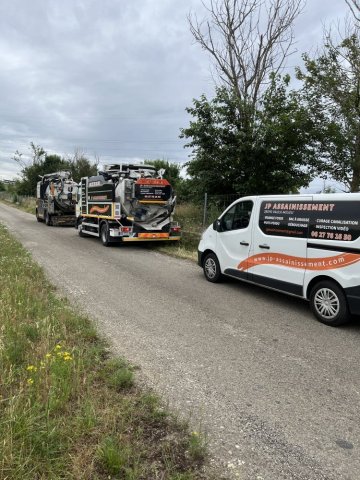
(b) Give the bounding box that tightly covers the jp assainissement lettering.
[264,202,335,212]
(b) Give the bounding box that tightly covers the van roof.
[240,193,360,201]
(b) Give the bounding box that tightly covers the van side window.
[221,201,253,231]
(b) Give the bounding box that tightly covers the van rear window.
[259,201,359,241]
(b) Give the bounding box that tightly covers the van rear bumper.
[345,286,360,316]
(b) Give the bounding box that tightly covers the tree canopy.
[181,76,318,196]
[297,31,360,191]
[182,0,360,196]
[13,143,97,196]
[145,159,182,188]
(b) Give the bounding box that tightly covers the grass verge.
[0,223,224,479]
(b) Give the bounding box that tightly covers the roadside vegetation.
[0,192,35,214]
[0,223,224,480]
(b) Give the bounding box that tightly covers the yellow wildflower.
[45,353,52,359]
[26,365,37,372]
[27,378,34,385]
[63,355,72,361]
[54,344,62,351]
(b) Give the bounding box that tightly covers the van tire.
[203,253,222,283]
[310,280,349,326]
[100,223,111,247]
[36,209,42,222]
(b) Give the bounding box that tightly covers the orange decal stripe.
[89,205,110,214]
[238,252,360,272]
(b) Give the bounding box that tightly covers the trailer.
[36,171,78,226]
[76,163,181,245]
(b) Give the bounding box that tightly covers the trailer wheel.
[310,280,349,326]
[45,211,52,226]
[100,223,111,247]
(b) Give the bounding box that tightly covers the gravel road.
[1,203,360,480]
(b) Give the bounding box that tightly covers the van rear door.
[246,197,312,296]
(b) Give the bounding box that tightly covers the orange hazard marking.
[138,233,169,239]
[237,252,360,272]
[135,178,170,186]
[89,205,110,214]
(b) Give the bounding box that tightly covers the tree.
[296,31,360,191]
[13,144,99,195]
[145,159,182,186]
[184,0,307,196]
[16,153,68,196]
[188,0,304,111]
[181,75,317,196]
[345,0,360,21]
[67,149,98,182]
[0,181,5,192]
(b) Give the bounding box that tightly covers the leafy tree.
[13,144,98,195]
[296,32,360,191]
[145,159,182,187]
[181,75,317,196]
[67,150,98,182]
[184,0,316,197]
[16,153,68,196]
[0,181,6,192]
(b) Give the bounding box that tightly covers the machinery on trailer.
[36,171,78,225]
[76,163,181,245]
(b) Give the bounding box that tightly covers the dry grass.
[0,193,36,214]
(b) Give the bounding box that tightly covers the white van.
[198,194,360,326]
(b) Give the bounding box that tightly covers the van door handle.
[240,241,249,246]
[259,244,270,249]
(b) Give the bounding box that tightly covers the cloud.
[0,0,347,181]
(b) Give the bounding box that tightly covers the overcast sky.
[0,0,348,191]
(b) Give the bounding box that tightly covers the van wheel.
[203,253,222,283]
[36,209,42,222]
[310,280,349,326]
[45,211,52,226]
[100,223,111,247]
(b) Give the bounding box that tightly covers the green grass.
[0,223,225,480]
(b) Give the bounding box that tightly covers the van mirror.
[213,219,222,232]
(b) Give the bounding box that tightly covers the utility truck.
[36,171,78,225]
[76,163,181,245]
